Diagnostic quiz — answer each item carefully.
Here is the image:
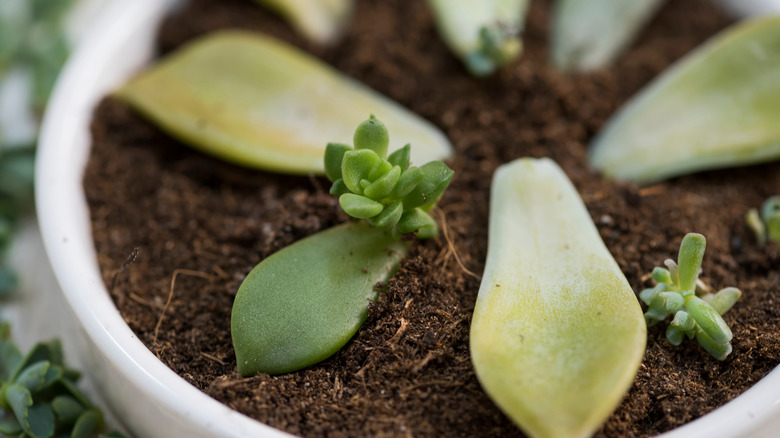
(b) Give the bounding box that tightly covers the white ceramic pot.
[35,1,780,437]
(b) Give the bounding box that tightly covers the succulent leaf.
[116,31,453,175]
[324,143,352,182]
[341,150,380,194]
[401,161,454,210]
[551,0,666,72]
[70,409,102,438]
[363,165,401,200]
[232,222,408,375]
[590,17,780,184]
[387,144,410,169]
[677,233,705,293]
[51,396,85,423]
[251,0,353,45]
[471,157,645,438]
[367,201,403,230]
[339,194,383,219]
[354,115,390,159]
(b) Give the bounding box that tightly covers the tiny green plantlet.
[640,233,742,360]
[232,116,454,377]
[746,196,780,245]
[324,115,454,239]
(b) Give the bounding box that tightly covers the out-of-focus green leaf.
[551,0,666,72]
[252,0,353,44]
[590,16,780,184]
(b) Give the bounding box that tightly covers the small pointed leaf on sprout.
[341,149,381,194]
[696,328,732,361]
[353,115,389,159]
[387,144,410,169]
[686,295,732,344]
[746,208,766,245]
[324,143,352,182]
[402,161,454,210]
[391,166,424,199]
[677,233,705,293]
[367,201,403,230]
[364,166,401,200]
[651,267,672,285]
[329,179,349,196]
[639,283,666,306]
[763,196,780,243]
[367,160,393,182]
[706,287,742,316]
[339,194,384,219]
[396,208,438,238]
[666,325,685,346]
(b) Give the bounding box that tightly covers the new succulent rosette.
[325,115,454,239]
[640,233,741,360]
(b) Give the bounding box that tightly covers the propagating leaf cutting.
[590,16,780,184]
[427,0,529,76]
[116,30,453,175]
[325,115,454,239]
[232,116,453,376]
[640,233,741,360]
[471,157,646,438]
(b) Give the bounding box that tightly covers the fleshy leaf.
[341,150,380,194]
[6,384,54,438]
[427,0,529,76]
[51,396,85,423]
[363,165,401,200]
[354,115,389,159]
[470,157,646,438]
[15,362,62,393]
[70,409,102,438]
[590,16,780,184]
[387,144,410,170]
[402,161,454,210]
[551,0,666,72]
[339,194,383,218]
[116,31,453,175]
[232,222,408,375]
[366,201,403,230]
[0,340,23,382]
[324,143,352,182]
[251,0,353,45]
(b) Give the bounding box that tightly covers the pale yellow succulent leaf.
[116,30,453,175]
[590,16,780,184]
[552,0,666,72]
[252,0,353,44]
[471,158,646,438]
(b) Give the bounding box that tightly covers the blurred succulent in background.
[746,196,780,245]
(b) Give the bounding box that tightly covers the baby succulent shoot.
[640,233,741,360]
[551,0,666,72]
[116,30,453,175]
[590,16,780,184]
[426,0,529,76]
[231,116,454,376]
[471,158,645,438]
[325,115,454,239]
[746,196,780,245]
[251,0,353,45]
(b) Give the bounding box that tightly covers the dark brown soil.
[83,0,780,436]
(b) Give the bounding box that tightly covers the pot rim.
[35,1,780,437]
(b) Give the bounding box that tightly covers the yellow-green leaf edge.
[115,30,453,176]
[471,157,646,438]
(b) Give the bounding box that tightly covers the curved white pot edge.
[36,0,288,437]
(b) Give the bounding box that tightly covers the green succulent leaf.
[387,144,410,170]
[363,165,401,200]
[402,161,454,210]
[70,409,102,438]
[328,178,350,196]
[396,208,438,238]
[341,149,381,194]
[51,396,85,423]
[695,327,732,361]
[390,166,424,200]
[339,194,384,218]
[705,287,742,316]
[6,383,54,438]
[677,233,705,293]
[232,222,408,376]
[366,160,393,182]
[15,362,62,393]
[324,143,352,182]
[651,267,672,285]
[685,295,732,345]
[353,114,389,159]
[0,340,23,381]
[366,201,403,230]
[0,417,22,434]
